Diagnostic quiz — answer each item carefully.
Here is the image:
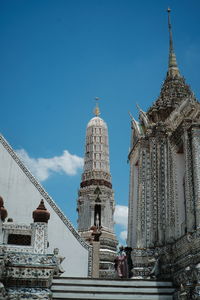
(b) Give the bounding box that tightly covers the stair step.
[52,278,173,287]
[53,292,173,300]
[52,278,175,300]
[52,285,174,294]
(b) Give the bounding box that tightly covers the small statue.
[0,282,7,300]
[115,246,128,279]
[53,248,65,276]
[90,213,102,242]
[95,213,100,230]
[149,252,160,278]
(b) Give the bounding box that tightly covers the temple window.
[7,234,31,246]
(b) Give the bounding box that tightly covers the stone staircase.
[51,277,175,300]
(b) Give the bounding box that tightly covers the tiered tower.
[127,9,200,295]
[77,100,117,278]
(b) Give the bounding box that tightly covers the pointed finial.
[128,111,134,121]
[93,97,101,116]
[167,8,180,77]
[32,199,50,223]
[136,103,141,111]
[167,8,173,52]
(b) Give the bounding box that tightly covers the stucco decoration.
[127,9,200,297]
[0,215,64,300]
[6,288,52,300]
[0,134,92,277]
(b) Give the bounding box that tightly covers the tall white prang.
[77,101,117,278]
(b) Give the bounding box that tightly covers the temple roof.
[147,9,197,122]
[147,75,196,122]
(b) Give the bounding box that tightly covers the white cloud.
[114,205,128,242]
[16,149,84,181]
[120,230,127,241]
[114,205,128,228]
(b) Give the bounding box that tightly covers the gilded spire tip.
[93,97,101,116]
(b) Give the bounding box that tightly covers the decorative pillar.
[191,125,200,228]
[136,140,151,248]
[157,137,168,246]
[166,144,174,242]
[127,156,139,248]
[183,126,195,232]
[168,144,180,240]
[90,225,102,278]
[32,199,50,254]
[149,137,158,246]
[92,241,100,278]
[136,146,145,248]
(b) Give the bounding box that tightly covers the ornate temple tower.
[127,10,200,293]
[77,100,117,278]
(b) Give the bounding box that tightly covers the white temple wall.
[0,139,91,277]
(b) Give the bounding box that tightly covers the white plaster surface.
[0,137,90,277]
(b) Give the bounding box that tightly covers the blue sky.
[0,0,200,244]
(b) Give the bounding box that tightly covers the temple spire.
[167,8,180,77]
[77,106,117,278]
